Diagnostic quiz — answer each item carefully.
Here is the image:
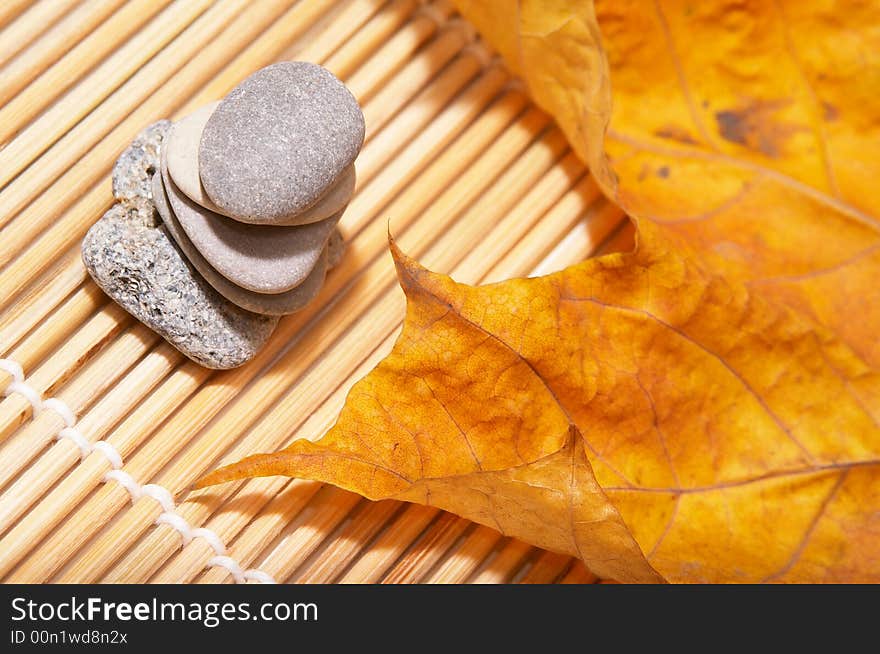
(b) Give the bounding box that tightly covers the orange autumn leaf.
[197,0,880,582]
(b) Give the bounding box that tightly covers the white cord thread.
[2,356,273,584]
[4,381,43,414]
[0,358,24,384]
[56,427,91,460]
[93,441,123,470]
[104,470,142,501]
[43,398,77,427]
[243,569,276,584]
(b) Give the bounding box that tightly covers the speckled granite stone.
[112,120,171,202]
[162,148,340,294]
[81,201,278,369]
[152,173,329,316]
[199,62,364,224]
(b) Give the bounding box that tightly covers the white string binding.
[2,355,274,584]
[0,358,24,384]
[55,427,91,459]
[43,398,77,427]
[4,381,43,414]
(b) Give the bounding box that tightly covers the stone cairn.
[82,62,365,369]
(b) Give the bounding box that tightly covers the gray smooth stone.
[112,120,171,203]
[152,173,329,316]
[162,147,340,294]
[81,201,278,370]
[326,228,345,268]
[199,61,364,224]
[167,102,356,225]
[165,102,223,213]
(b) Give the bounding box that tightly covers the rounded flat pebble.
[165,102,223,213]
[81,201,278,369]
[168,102,355,225]
[162,149,340,294]
[152,173,329,316]
[199,61,364,224]
[112,120,171,203]
[326,228,345,268]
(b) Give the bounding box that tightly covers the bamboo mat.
[0,0,631,584]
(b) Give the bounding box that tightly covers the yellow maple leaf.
[198,0,880,582]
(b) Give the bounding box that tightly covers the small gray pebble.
[165,102,223,214]
[81,201,278,369]
[326,229,345,269]
[168,101,355,226]
[152,173,329,316]
[112,120,171,203]
[199,62,364,224]
[162,147,340,294]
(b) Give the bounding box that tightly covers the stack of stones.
[82,62,365,369]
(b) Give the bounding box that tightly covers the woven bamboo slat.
[0,0,631,584]
[0,0,80,69]
[0,0,127,108]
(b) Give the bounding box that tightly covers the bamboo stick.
[180,0,365,115]
[103,107,557,585]
[197,480,326,584]
[288,492,402,583]
[517,550,575,584]
[0,0,33,32]
[4,47,517,583]
[0,342,177,535]
[192,332,410,584]
[339,505,439,583]
[0,0,80,69]
[0,0,217,186]
[0,291,108,391]
[0,0,262,252]
[345,5,457,106]
[424,525,501,583]
[528,203,626,278]
[0,322,157,494]
[559,561,598,584]
[470,539,534,584]
[2,289,108,369]
[250,487,364,584]
[0,303,129,443]
[0,251,87,351]
[378,510,469,584]
[280,0,400,70]
[0,0,129,109]
[321,0,420,81]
